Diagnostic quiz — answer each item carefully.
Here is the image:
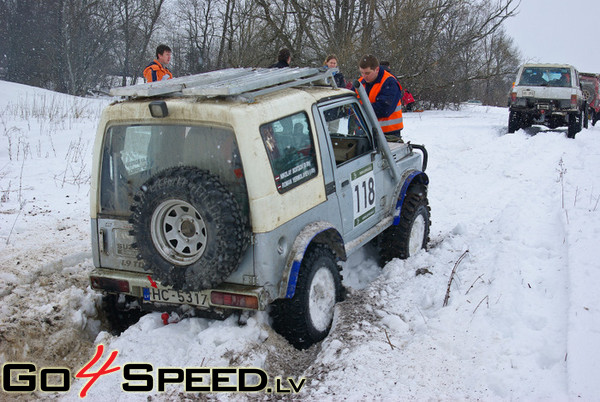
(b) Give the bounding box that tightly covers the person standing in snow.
[143,44,173,83]
[403,90,415,111]
[324,54,352,90]
[270,48,291,68]
[357,54,404,141]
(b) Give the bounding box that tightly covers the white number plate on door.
[351,164,376,227]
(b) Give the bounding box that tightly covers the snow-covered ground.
[0,80,599,400]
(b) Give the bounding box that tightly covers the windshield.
[518,67,572,87]
[100,124,247,216]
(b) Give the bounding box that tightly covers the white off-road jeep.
[508,63,587,138]
[89,67,429,349]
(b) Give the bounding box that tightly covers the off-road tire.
[101,294,146,335]
[593,111,599,127]
[270,244,344,349]
[378,188,431,264]
[508,111,520,133]
[583,102,589,129]
[567,112,581,138]
[130,167,248,291]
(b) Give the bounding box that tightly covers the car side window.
[260,112,318,193]
[323,102,373,166]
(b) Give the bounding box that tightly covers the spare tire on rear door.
[130,166,248,291]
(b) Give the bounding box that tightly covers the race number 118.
[351,165,376,226]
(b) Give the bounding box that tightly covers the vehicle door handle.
[341,180,350,187]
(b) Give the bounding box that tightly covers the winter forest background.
[0,0,520,107]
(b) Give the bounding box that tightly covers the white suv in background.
[508,63,587,138]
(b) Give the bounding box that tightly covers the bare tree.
[374,0,519,106]
[0,0,522,104]
[54,0,117,95]
[110,0,166,86]
[171,0,219,74]
[2,0,54,88]
[300,0,377,73]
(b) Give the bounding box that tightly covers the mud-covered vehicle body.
[508,63,587,138]
[580,72,600,126]
[89,68,429,348]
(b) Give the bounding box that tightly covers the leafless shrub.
[0,176,11,203]
[557,157,567,209]
[5,94,102,126]
[465,274,485,295]
[473,295,489,314]
[3,125,20,161]
[16,134,32,161]
[443,250,469,307]
[5,209,22,245]
[54,134,91,189]
[17,157,26,206]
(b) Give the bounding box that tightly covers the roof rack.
[109,67,339,100]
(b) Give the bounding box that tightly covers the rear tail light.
[211,291,258,309]
[90,276,130,293]
[510,92,517,102]
[571,95,578,107]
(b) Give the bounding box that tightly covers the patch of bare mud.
[0,246,101,373]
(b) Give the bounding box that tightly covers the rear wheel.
[508,111,520,133]
[567,111,582,138]
[270,245,343,349]
[101,294,145,335]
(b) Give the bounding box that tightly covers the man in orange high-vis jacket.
[357,55,403,140]
[143,44,173,83]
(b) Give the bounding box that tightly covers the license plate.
[522,89,535,97]
[143,287,209,307]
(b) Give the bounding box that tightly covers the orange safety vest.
[143,60,173,83]
[359,70,404,132]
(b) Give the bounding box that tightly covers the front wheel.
[378,189,431,264]
[270,245,344,349]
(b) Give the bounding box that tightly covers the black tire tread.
[508,111,520,133]
[101,294,145,335]
[130,167,248,291]
[270,244,343,349]
[379,190,431,264]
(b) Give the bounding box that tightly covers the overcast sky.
[503,0,600,73]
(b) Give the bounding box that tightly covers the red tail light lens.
[90,276,130,293]
[571,95,578,107]
[510,92,517,102]
[211,292,258,309]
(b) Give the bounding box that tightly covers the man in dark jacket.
[270,48,291,68]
